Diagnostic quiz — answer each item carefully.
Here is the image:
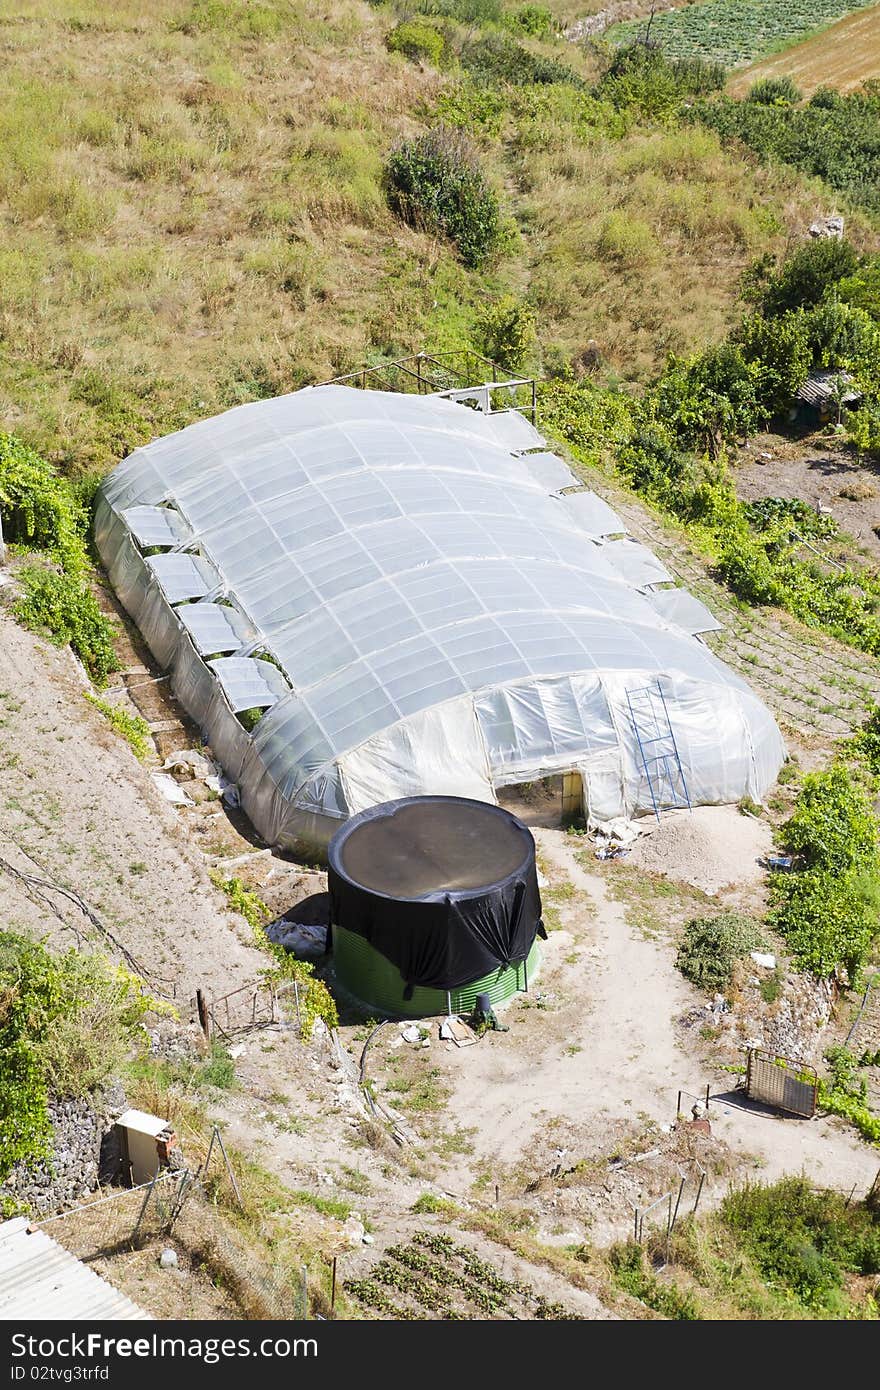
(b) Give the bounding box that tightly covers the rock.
[362,1233,375,1246]
[400,1025,421,1043]
[750,952,776,970]
[809,215,844,240]
[160,1248,179,1269]
[342,1217,365,1248]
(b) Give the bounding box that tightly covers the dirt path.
[438,829,696,1169]
[433,828,878,1239]
[0,610,262,999]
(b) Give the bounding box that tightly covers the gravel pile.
[626,806,773,896]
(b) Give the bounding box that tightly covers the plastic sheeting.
[645,587,722,635]
[558,490,627,539]
[522,452,579,492]
[328,797,543,992]
[94,384,786,854]
[599,538,673,590]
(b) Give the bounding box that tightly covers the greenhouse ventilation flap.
[94,384,785,855]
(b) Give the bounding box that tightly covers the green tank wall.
[331,924,541,1018]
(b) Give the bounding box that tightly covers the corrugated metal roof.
[0,1218,151,1321]
[796,369,861,408]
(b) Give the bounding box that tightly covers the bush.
[851,703,880,775]
[761,239,861,317]
[597,42,723,121]
[747,75,801,106]
[14,564,119,684]
[720,1178,880,1311]
[676,912,766,991]
[85,694,151,760]
[475,295,536,373]
[503,4,555,38]
[735,312,811,416]
[460,33,586,89]
[211,875,338,1038]
[384,126,505,269]
[0,433,86,572]
[415,0,501,22]
[0,935,160,1182]
[778,764,876,874]
[769,765,880,982]
[609,1243,701,1319]
[386,20,446,67]
[769,869,877,983]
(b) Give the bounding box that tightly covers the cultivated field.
[728,4,880,94]
[610,0,880,69]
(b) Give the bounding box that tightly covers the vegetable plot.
[346,1231,575,1319]
[610,0,880,70]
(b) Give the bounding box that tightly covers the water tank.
[327,796,544,1018]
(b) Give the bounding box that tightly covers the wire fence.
[32,1144,309,1319]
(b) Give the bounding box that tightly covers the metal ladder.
[624,680,692,820]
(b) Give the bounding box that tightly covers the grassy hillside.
[0,0,846,471]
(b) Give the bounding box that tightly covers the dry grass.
[0,0,872,471]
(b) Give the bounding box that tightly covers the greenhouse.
[94,384,785,855]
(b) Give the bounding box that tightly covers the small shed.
[795,369,862,425]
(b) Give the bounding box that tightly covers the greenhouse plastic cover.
[94,385,785,855]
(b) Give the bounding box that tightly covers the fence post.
[692,1169,706,1218]
[212,1126,244,1211]
[132,1172,159,1245]
[331,1256,337,1312]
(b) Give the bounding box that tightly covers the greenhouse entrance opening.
[498,772,584,828]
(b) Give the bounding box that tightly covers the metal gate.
[746,1048,818,1118]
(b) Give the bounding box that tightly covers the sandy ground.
[0,609,263,1000]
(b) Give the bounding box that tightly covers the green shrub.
[434,81,507,140]
[851,704,880,775]
[609,1243,701,1319]
[415,0,501,23]
[384,126,505,269]
[475,295,535,373]
[676,912,766,992]
[760,239,861,318]
[460,33,586,89]
[720,1178,880,1310]
[596,42,722,121]
[768,765,880,982]
[770,869,877,983]
[747,75,801,106]
[819,1046,880,1145]
[15,564,119,684]
[211,875,338,1038]
[503,4,555,38]
[386,20,446,68]
[779,765,876,874]
[0,433,86,572]
[0,935,160,1181]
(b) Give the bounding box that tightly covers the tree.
[761,239,861,317]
